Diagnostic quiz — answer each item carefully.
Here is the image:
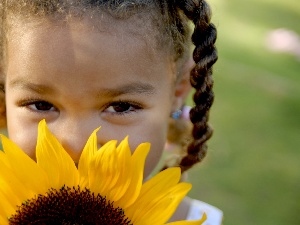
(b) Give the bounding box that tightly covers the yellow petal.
[89,140,120,195]
[0,165,33,218]
[0,151,34,200]
[36,120,79,189]
[166,213,207,225]
[99,137,132,202]
[128,182,191,225]
[0,190,15,222]
[115,141,150,208]
[89,138,150,208]
[78,128,99,187]
[0,155,23,220]
[0,149,10,168]
[136,167,181,204]
[0,213,8,225]
[0,135,49,194]
[125,167,187,223]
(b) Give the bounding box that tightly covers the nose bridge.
[51,116,99,162]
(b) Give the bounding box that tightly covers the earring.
[171,106,192,120]
[171,109,182,120]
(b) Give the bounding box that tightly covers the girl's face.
[5,19,177,177]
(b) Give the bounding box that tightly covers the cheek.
[7,124,38,160]
[144,137,165,178]
[6,104,38,160]
[128,119,169,178]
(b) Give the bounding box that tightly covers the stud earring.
[171,109,182,120]
[171,106,192,120]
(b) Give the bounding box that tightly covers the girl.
[0,0,222,223]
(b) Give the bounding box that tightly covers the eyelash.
[19,99,56,112]
[18,99,142,115]
[103,100,142,115]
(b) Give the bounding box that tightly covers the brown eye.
[111,102,131,113]
[104,101,141,114]
[28,101,55,111]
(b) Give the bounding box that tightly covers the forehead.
[6,17,176,91]
[9,10,168,49]
[6,13,176,73]
[9,15,157,52]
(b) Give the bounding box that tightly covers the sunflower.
[0,120,206,225]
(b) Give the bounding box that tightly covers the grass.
[186,0,300,224]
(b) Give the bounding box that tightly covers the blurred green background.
[187,0,300,224]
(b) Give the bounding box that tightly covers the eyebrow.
[9,78,54,94]
[9,79,156,97]
[98,82,156,98]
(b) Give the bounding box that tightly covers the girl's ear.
[172,56,194,110]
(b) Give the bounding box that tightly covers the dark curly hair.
[0,0,217,172]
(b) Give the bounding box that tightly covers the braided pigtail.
[176,0,218,173]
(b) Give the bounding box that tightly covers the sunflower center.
[9,186,132,225]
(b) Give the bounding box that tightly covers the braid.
[176,0,218,173]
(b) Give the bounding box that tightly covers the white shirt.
[186,199,223,225]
